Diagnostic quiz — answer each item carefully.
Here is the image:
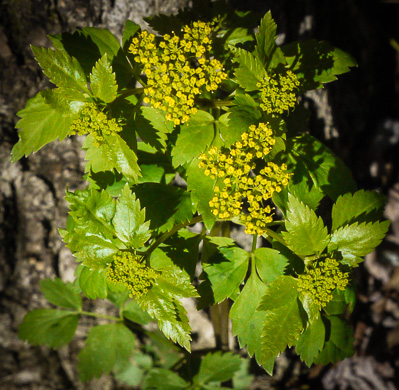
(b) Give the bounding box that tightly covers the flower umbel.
[257,70,300,114]
[199,123,291,235]
[129,21,227,125]
[69,103,122,147]
[106,251,157,298]
[297,258,350,309]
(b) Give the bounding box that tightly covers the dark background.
[0,0,398,389]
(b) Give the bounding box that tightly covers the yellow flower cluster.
[256,70,300,114]
[199,123,291,235]
[297,258,350,308]
[69,103,122,147]
[129,21,227,125]
[106,251,157,298]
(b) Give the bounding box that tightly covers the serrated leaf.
[328,220,390,266]
[31,45,88,91]
[40,278,82,310]
[79,266,108,299]
[83,133,140,183]
[255,11,278,66]
[288,134,357,201]
[187,158,216,230]
[314,316,354,364]
[234,48,266,91]
[196,352,242,384]
[122,299,152,325]
[19,309,79,348]
[331,190,386,232]
[254,248,287,284]
[113,184,151,247]
[171,110,215,167]
[132,183,194,233]
[298,292,320,324]
[138,282,192,351]
[295,314,325,367]
[282,40,357,91]
[11,90,84,162]
[198,246,250,307]
[78,322,135,381]
[143,368,188,390]
[155,268,198,299]
[141,106,174,137]
[259,276,304,361]
[90,53,118,103]
[282,194,329,257]
[230,270,274,372]
[217,112,242,148]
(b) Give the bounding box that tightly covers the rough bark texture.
[0,0,398,389]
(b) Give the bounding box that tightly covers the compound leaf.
[90,53,118,103]
[40,278,82,310]
[255,11,278,66]
[331,190,386,232]
[78,322,136,381]
[282,194,329,257]
[19,309,79,348]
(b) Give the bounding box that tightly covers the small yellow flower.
[107,251,157,298]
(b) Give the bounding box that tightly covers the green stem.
[263,226,287,246]
[196,98,235,108]
[252,234,258,252]
[143,215,203,258]
[116,87,145,100]
[79,311,122,322]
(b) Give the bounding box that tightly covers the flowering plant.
[13,4,389,386]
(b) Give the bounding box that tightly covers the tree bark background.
[0,1,398,389]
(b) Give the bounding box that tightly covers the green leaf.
[331,190,386,232]
[122,20,140,51]
[198,245,250,307]
[132,183,194,233]
[112,184,151,248]
[228,93,261,139]
[282,194,330,257]
[281,40,357,91]
[328,221,390,266]
[31,45,88,91]
[90,53,118,103]
[288,134,357,201]
[323,289,348,316]
[295,314,325,367]
[78,322,135,381]
[139,285,192,352]
[11,90,84,162]
[171,110,215,167]
[83,133,141,183]
[40,278,82,310]
[298,292,320,324]
[230,270,274,372]
[122,299,152,325]
[196,352,242,384]
[234,48,266,91]
[255,11,278,66]
[254,248,288,284]
[79,266,108,299]
[314,316,354,364]
[259,276,304,362]
[232,358,254,390]
[187,158,216,230]
[19,309,79,348]
[143,368,188,390]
